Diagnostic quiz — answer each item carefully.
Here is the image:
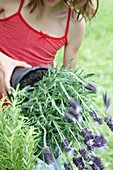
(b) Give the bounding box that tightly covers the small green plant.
[0,96,40,170]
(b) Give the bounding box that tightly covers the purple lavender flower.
[89,110,97,117]
[73,157,85,169]
[97,117,103,125]
[68,98,82,114]
[93,134,107,150]
[104,116,112,124]
[43,147,56,169]
[103,92,111,113]
[84,134,94,151]
[81,128,92,137]
[64,113,76,124]
[90,163,98,170]
[64,162,73,170]
[79,148,90,162]
[61,139,78,156]
[89,110,103,125]
[68,107,83,124]
[68,108,77,116]
[104,116,113,132]
[61,139,69,149]
[81,128,88,137]
[91,156,105,170]
[82,128,107,151]
[85,83,97,93]
[68,98,83,124]
[66,147,78,156]
[75,113,83,124]
[109,123,113,132]
[87,145,94,152]
[84,135,94,146]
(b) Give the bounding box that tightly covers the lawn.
[55,0,113,169]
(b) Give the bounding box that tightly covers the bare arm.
[0,53,32,96]
[63,17,85,71]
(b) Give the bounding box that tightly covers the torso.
[0,0,69,38]
[0,0,71,67]
[0,0,85,68]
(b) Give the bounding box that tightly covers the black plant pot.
[10,66,48,90]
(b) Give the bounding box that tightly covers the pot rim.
[13,66,48,89]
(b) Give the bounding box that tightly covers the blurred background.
[55,0,113,169]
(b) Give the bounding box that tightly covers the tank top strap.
[18,0,25,13]
[65,8,71,37]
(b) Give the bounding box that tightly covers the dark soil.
[19,69,48,89]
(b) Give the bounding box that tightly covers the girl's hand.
[0,53,32,96]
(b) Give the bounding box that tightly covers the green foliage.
[55,0,113,169]
[78,1,113,169]
[0,66,112,169]
[15,67,111,169]
[0,97,40,170]
[78,0,113,99]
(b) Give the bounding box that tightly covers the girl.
[0,0,99,169]
[0,0,98,96]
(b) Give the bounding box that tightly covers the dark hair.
[27,0,99,20]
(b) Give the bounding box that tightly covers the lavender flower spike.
[79,148,90,162]
[61,139,78,156]
[73,157,85,169]
[89,110,103,125]
[75,113,83,124]
[61,139,69,149]
[85,83,97,93]
[43,147,56,170]
[64,113,76,124]
[104,116,113,132]
[66,147,78,157]
[103,92,111,113]
[92,156,105,170]
[68,98,82,114]
[64,162,73,170]
[93,134,107,150]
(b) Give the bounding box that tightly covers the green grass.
[78,0,113,96]
[55,0,113,169]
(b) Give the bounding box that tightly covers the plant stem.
[69,85,91,111]
[68,72,86,86]
[53,121,64,139]
[84,115,99,134]
[53,136,63,156]
[92,102,106,117]
[48,93,64,116]
[59,82,70,99]
[69,128,81,148]
[75,120,82,130]
[40,125,47,147]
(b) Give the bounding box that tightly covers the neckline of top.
[0,0,71,41]
[0,12,67,40]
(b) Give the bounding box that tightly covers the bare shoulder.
[73,16,85,34]
[68,13,86,46]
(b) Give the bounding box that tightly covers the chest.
[22,11,67,38]
[0,3,68,38]
[0,16,66,66]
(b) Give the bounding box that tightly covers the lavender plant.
[0,96,41,170]
[10,67,112,169]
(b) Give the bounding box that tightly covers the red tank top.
[0,0,71,67]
